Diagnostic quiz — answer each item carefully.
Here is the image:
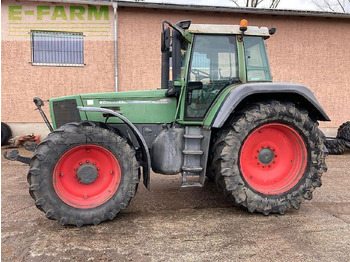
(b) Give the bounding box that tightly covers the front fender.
[210,83,330,128]
[77,106,151,190]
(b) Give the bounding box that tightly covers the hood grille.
[52,99,81,128]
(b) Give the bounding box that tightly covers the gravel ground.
[1,148,350,262]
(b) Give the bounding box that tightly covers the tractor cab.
[161,19,275,123]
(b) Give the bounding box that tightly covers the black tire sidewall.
[337,121,350,143]
[324,137,345,155]
[1,122,12,146]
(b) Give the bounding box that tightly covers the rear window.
[243,36,272,82]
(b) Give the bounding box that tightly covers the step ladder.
[181,126,211,188]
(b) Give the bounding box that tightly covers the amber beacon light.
[240,19,248,32]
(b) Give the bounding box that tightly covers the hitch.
[3,150,31,165]
[33,97,53,132]
[24,142,36,152]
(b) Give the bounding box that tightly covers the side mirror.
[161,28,171,52]
[187,81,203,91]
[269,27,276,35]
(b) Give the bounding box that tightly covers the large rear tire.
[27,122,139,227]
[211,101,327,215]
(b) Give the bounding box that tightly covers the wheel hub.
[53,145,121,209]
[77,164,98,184]
[258,148,274,164]
[240,123,307,195]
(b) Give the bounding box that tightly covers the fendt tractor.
[14,20,331,226]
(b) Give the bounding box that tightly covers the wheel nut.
[110,170,114,175]
[74,168,78,171]
[86,160,89,163]
[83,194,88,199]
[79,162,82,165]
[86,149,90,152]
[97,167,100,171]
[93,162,96,165]
[59,172,64,176]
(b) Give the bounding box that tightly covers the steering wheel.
[191,69,210,81]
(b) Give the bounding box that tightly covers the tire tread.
[27,121,139,227]
[210,100,326,215]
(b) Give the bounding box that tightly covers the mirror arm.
[162,20,185,36]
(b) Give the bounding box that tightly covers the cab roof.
[187,24,270,37]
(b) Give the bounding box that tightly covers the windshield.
[186,35,238,119]
[243,36,272,82]
[189,35,238,82]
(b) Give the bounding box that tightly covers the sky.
[139,0,349,12]
[142,0,317,10]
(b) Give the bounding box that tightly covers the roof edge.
[25,0,350,19]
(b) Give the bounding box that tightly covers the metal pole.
[113,1,118,92]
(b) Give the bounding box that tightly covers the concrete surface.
[1,148,350,262]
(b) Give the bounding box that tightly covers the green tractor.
[26,19,329,227]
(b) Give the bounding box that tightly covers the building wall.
[1,0,116,124]
[2,0,350,132]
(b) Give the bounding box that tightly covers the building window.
[31,31,84,66]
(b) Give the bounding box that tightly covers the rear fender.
[211,83,330,128]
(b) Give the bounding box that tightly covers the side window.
[190,53,210,81]
[31,31,84,66]
[243,36,271,81]
[186,35,238,120]
[180,42,189,80]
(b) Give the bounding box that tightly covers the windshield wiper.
[221,77,241,88]
[228,77,241,85]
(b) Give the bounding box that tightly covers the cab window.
[243,36,272,82]
[186,35,238,120]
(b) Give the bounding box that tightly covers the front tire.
[27,122,139,226]
[211,101,327,215]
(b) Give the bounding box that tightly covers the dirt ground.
[1,148,350,262]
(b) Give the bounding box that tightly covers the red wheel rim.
[239,123,307,195]
[53,145,121,209]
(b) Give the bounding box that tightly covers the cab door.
[184,34,239,121]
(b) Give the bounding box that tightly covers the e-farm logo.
[9,5,109,21]
[6,5,112,39]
